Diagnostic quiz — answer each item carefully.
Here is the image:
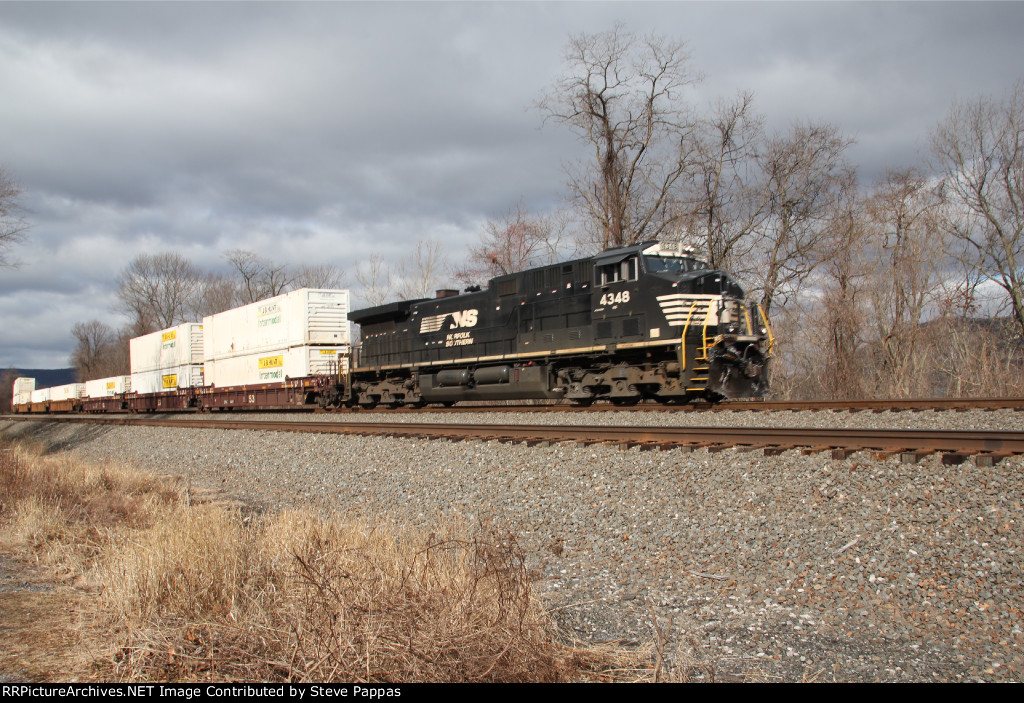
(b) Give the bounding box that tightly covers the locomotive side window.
[598,256,637,286]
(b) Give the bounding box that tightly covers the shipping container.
[204,345,349,387]
[49,383,85,401]
[84,376,131,398]
[30,388,50,404]
[130,323,204,374]
[130,365,205,395]
[202,289,350,361]
[12,377,34,406]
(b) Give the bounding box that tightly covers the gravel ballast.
[3,413,1022,682]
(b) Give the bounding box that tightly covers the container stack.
[12,377,34,407]
[202,288,350,387]
[129,322,205,394]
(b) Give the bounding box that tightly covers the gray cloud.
[2,1,1022,367]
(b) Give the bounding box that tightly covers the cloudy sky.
[1,1,1022,369]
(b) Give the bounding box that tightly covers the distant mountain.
[6,368,78,388]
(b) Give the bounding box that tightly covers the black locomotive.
[343,240,772,407]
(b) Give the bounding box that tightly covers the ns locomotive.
[338,240,772,408]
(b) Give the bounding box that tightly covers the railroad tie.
[900,450,935,464]
[762,445,797,456]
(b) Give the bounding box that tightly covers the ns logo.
[449,309,478,328]
[420,309,479,334]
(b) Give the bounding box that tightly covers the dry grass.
[0,441,630,682]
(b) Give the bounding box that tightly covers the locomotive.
[340,240,772,408]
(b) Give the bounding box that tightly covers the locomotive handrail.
[700,305,712,361]
[680,301,700,371]
[755,302,776,355]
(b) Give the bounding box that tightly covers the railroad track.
[316,396,1024,413]
[24,414,1024,466]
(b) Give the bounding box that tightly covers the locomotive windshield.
[643,256,709,273]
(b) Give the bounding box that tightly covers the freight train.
[11,240,772,413]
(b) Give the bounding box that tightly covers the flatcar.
[339,240,772,408]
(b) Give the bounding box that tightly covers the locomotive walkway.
[27,414,1024,465]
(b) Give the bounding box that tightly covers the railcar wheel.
[611,397,640,407]
[570,398,594,407]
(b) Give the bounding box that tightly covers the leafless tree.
[682,91,769,274]
[291,263,346,290]
[750,122,855,319]
[863,168,945,397]
[354,252,394,307]
[395,239,446,300]
[539,25,699,251]
[70,320,119,381]
[1,166,30,268]
[816,201,873,400]
[1,367,18,412]
[225,249,291,304]
[190,272,239,319]
[116,252,203,333]
[455,203,573,286]
[931,80,1024,342]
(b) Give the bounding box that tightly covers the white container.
[50,383,85,401]
[205,345,349,387]
[130,365,205,395]
[12,377,34,405]
[31,388,50,404]
[85,376,131,398]
[130,323,204,374]
[203,289,350,361]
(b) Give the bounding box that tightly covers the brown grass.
[0,441,632,682]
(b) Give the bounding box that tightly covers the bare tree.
[395,239,446,300]
[455,203,572,286]
[682,91,769,274]
[70,320,118,381]
[864,168,945,397]
[1,166,30,267]
[1,367,18,413]
[815,201,873,400]
[354,252,394,307]
[750,122,855,319]
[539,25,699,251]
[225,249,291,304]
[190,272,239,319]
[291,263,346,290]
[116,252,203,333]
[931,81,1024,341]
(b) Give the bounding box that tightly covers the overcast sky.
[1,1,1022,369]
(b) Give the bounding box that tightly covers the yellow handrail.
[700,306,712,360]
[679,301,699,371]
[755,302,775,355]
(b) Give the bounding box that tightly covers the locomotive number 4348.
[599,291,631,306]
